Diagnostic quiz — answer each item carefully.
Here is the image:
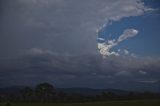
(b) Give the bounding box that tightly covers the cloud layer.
[0,0,159,91]
[0,0,152,58]
[0,49,160,91]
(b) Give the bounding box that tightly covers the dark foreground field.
[0,100,160,106]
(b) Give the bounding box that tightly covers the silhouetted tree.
[141,91,155,99]
[101,91,116,100]
[127,91,135,99]
[35,83,55,102]
[21,87,33,102]
[57,91,67,102]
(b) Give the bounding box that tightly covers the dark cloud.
[0,0,159,91]
[0,49,160,91]
[0,0,150,58]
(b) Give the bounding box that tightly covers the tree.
[21,87,33,102]
[35,83,55,102]
[141,91,155,99]
[126,91,136,100]
[101,91,116,100]
[57,91,67,102]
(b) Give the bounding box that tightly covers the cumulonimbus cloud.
[0,0,154,58]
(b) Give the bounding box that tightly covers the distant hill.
[0,86,130,96]
[0,86,25,95]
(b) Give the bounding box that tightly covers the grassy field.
[0,100,160,106]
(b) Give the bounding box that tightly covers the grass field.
[0,100,160,106]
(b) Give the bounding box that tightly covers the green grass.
[0,100,160,106]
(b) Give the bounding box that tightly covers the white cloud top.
[117,29,138,43]
[98,29,139,58]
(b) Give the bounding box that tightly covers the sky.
[0,0,160,91]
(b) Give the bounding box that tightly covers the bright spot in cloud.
[97,29,138,58]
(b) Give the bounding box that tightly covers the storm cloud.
[0,49,160,91]
[0,0,159,91]
[0,0,152,58]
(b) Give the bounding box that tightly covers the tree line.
[0,82,160,103]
